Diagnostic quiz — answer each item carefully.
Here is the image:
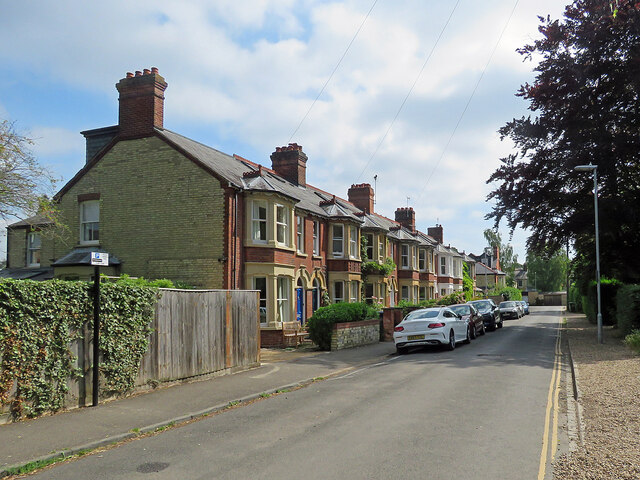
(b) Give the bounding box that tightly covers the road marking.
[538,320,562,480]
[249,364,280,378]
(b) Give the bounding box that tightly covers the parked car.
[393,307,469,354]
[449,303,485,339]
[499,301,521,320]
[468,299,502,330]
[519,300,530,315]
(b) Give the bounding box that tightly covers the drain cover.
[137,462,170,473]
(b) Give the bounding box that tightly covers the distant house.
[514,267,528,291]
[475,262,506,292]
[2,68,480,335]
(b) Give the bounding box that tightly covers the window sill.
[79,241,100,247]
[312,254,322,260]
[296,252,308,258]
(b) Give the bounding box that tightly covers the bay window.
[296,215,304,252]
[401,245,409,268]
[277,277,290,323]
[349,226,358,259]
[365,233,374,260]
[276,205,289,245]
[253,277,267,324]
[332,224,344,257]
[349,281,359,303]
[313,221,320,255]
[333,281,344,303]
[252,201,267,243]
[419,249,426,271]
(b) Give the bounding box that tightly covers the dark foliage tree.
[487,1,640,284]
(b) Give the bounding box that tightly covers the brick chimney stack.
[270,143,308,186]
[348,183,374,214]
[116,67,168,138]
[493,245,501,270]
[395,207,416,233]
[428,224,443,244]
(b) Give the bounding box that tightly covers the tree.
[0,120,58,221]
[526,249,569,292]
[486,1,640,284]
[483,228,519,286]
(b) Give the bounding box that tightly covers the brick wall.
[52,136,226,287]
[6,228,26,268]
[330,319,380,350]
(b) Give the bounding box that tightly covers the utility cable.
[288,0,379,143]
[416,0,521,202]
[356,0,462,182]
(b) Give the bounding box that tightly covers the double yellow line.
[538,321,563,480]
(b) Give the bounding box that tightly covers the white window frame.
[378,236,384,260]
[277,276,290,323]
[251,200,268,243]
[333,281,344,303]
[412,246,417,270]
[401,285,409,301]
[365,233,374,261]
[418,249,426,271]
[401,245,409,269]
[313,220,320,255]
[332,224,344,258]
[419,286,427,302]
[349,226,358,259]
[276,204,289,246]
[440,256,447,275]
[80,200,100,245]
[349,281,359,303]
[27,232,41,267]
[253,277,268,325]
[296,215,304,253]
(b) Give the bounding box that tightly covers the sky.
[0,0,568,263]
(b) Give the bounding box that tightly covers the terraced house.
[3,68,477,339]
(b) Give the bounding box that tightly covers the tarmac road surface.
[26,307,566,480]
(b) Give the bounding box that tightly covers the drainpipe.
[233,189,238,289]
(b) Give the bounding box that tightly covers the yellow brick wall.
[51,136,226,288]
[6,228,26,268]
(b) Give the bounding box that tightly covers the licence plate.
[408,334,425,340]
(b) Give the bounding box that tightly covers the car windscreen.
[405,310,439,320]
[449,306,467,315]
[470,301,490,312]
[500,302,515,308]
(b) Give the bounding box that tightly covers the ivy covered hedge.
[0,279,157,419]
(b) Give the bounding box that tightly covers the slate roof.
[0,267,53,280]
[52,247,122,267]
[476,262,506,276]
[7,214,53,228]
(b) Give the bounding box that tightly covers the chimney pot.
[135,70,142,76]
[126,72,134,78]
[143,68,151,75]
[151,67,159,74]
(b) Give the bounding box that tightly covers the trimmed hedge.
[0,279,156,419]
[306,302,379,350]
[616,284,640,336]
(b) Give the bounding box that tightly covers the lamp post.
[574,164,603,344]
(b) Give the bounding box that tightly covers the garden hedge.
[616,284,640,336]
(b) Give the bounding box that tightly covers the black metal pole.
[92,266,100,407]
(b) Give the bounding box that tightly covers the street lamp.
[574,164,603,344]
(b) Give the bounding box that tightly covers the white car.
[393,307,470,354]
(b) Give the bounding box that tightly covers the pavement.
[0,341,395,477]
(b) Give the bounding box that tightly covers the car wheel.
[447,330,456,350]
[497,320,504,329]
[470,324,477,340]
[480,324,486,335]
[464,327,471,344]
[396,346,408,355]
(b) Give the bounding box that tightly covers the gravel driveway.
[554,314,640,479]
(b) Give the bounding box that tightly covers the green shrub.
[584,278,622,326]
[0,278,157,419]
[306,302,378,350]
[569,283,583,312]
[624,330,640,354]
[437,292,466,306]
[492,286,522,301]
[616,285,640,336]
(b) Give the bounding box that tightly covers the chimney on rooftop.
[395,207,416,233]
[270,143,307,186]
[348,183,374,214]
[428,224,443,244]
[116,67,167,138]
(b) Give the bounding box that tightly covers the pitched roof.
[7,214,53,228]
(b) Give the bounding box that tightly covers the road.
[29,307,566,480]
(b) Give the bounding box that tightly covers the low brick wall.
[381,308,404,341]
[331,319,380,351]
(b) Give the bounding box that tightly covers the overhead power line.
[288,0,380,143]
[356,0,462,182]
[416,0,521,203]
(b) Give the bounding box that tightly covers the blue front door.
[296,288,304,324]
